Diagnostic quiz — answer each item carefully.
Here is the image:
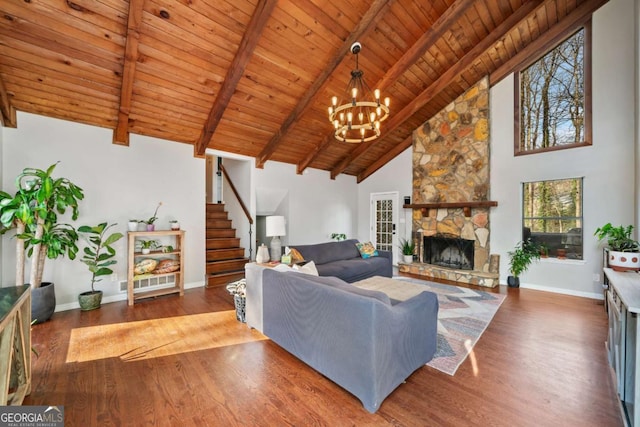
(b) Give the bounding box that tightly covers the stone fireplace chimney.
[400,76,499,288]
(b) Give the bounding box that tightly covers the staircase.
[206,203,249,287]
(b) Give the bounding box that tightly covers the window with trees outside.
[522,178,583,260]
[515,22,591,155]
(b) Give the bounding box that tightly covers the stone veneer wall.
[400,77,498,287]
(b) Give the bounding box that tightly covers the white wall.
[253,161,358,247]
[490,0,636,298]
[222,157,253,258]
[356,148,413,264]
[2,112,206,309]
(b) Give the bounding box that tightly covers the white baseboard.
[54,281,206,312]
[510,281,604,300]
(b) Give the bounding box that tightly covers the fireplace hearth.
[424,235,474,270]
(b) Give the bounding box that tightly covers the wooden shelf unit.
[127,230,185,306]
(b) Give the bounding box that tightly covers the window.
[522,178,583,260]
[515,22,591,154]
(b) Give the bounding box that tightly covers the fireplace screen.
[423,235,474,270]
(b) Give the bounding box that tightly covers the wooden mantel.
[404,201,498,217]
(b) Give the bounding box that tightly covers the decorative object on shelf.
[78,222,124,311]
[127,220,140,232]
[595,223,640,271]
[331,233,346,241]
[138,239,159,255]
[169,220,180,230]
[399,238,416,264]
[328,42,390,143]
[0,163,84,323]
[404,196,411,205]
[161,245,174,253]
[134,258,158,275]
[144,202,162,231]
[256,244,270,263]
[507,239,540,288]
[266,216,286,262]
[152,259,180,274]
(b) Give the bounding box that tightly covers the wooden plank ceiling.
[0,0,608,182]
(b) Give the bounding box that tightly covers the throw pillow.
[152,259,180,274]
[290,248,305,264]
[292,260,319,276]
[134,258,158,275]
[355,241,379,259]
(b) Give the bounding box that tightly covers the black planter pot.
[31,281,56,324]
[507,276,520,288]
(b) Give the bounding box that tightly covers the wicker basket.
[234,294,246,323]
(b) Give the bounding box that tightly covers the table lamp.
[266,215,286,262]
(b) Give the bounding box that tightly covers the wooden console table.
[604,268,640,425]
[0,285,31,405]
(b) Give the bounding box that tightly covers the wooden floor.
[26,283,624,426]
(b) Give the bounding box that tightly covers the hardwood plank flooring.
[25,283,624,426]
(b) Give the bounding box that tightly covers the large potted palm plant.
[0,163,84,322]
[595,223,640,271]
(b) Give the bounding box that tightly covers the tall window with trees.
[522,178,583,260]
[515,22,591,154]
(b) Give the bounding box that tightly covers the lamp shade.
[266,216,286,237]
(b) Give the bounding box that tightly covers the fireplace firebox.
[423,235,474,270]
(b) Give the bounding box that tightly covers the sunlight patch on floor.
[66,310,267,363]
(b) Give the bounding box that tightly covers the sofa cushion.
[316,257,391,283]
[291,239,361,265]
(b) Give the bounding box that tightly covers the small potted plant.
[399,238,415,264]
[169,220,180,230]
[539,243,549,258]
[144,202,162,231]
[595,223,640,271]
[331,233,346,241]
[127,219,141,232]
[78,222,124,311]
[507,239,540,288]
[138,239,159,254]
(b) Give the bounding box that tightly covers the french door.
[370,192,399,265]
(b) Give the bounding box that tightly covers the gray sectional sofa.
[261,268,439,413]
[291,239,392,282]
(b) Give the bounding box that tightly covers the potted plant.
[78,222,124,311]
[127,219,141,232]
[138,239,159,254]
[331,233,346,241]
[595,223,640,271]
[399,238,415,264]
[539,243,549,258]
[507,239,540,288]
[0,163,84,323]
[144,202,162,231]
[169,220,180,230]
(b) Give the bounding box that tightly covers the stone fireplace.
[399,76,499,287]
[423,235,474,270]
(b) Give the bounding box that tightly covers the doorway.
[370,192,399,265]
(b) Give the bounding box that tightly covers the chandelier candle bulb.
[374,89,380,99]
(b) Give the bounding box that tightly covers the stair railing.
[219,164,253,260]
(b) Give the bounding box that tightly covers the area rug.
[354,276,506,376]
[397,277,506,375]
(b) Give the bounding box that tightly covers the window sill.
[539,257,586,265]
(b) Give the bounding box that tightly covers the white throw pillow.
[293,260,319,276]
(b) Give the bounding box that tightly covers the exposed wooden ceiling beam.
[0,73,16,128]
[194,0,277,158]
[357,135,412,182]
[297,0,475,175]
[356,0,608,183]
[490,0,606,85]
[112,0,144,146]
[255,0,393,169]
[329,0,545,180]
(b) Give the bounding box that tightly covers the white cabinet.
[605,268,640,425]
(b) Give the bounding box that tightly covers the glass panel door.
[371,192,399,264]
